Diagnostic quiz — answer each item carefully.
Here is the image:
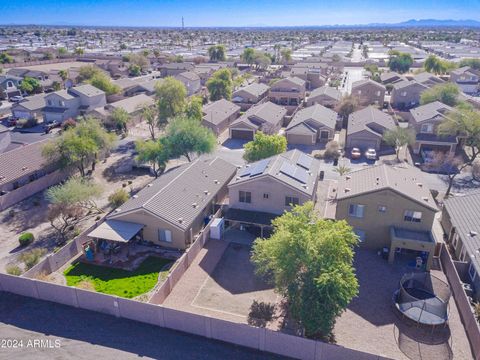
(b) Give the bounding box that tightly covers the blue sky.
[1,0,480,27]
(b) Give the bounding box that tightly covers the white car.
[365,148,377,160]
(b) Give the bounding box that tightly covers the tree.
[253,52,272,71]
[139,103,158,140]
[424,55,456,75]
[42,118,115,177]
[108,188,130,208]
[208,45,226,62]
[74,47,84,55]
[110,107,131,134]
[58,69,68,82]
[388,51,413,74]
[206,68,233,101]
[155,77,187,125]
[88,72,121,95]
[184,95,203,121]
[241,48,256,67]
[19,77,42,94]
[243,132,287,162]
[135,139,170,177]
[0,52,14,64]
[77,65,102,82]
[46,177,104,214]
[382,127,414,161]
[57,47,68,57]
[420,83,460,107]
[458,58,480,70]
[333,165,352,176]
[251,202,359,339]
[129,64,142,76]
[336,95,359,127]
[164,117,216,162]
[47,203,84,244]
[129,53,150,71]
[280,48,292,64]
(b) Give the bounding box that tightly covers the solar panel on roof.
[250,158,270,176]
[238,167,251,177]
[279,162,308,184]
[297,153,313,170]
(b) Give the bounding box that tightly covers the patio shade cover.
[88,220,144,243]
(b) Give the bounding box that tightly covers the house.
[441,192,480,301]
[11,94,46,120]
[290,66,326,90]
[159,63,194,77]
[229,101,287,140]
[0,139,67,211]
[450,66,480,94]
[268,77,306,114]
[175,71,201,96]
[124,79,161,97]
[43,85,107,122]
[89,94,155,125]
[346,106,396,151]
[390,80,428,110]
[413,72,444,88]
[99,157,236,249]
[351,79,386,106]
[285,104,337,145]
[409,101,458,155]
[334,164,438,269]
[306,86,342,108]
[193,63,226,85]
[380,71,405,85]
[232,83,270,110]
[0,75,23,99]
[225,150,320,233]
[202,99,241,136]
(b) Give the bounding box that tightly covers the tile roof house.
[306,86,342,108]
[201,99,241,136]
[159,63,194,77]
[334,164,438,269]
[351,79,386,106]
[11,94,46,120]
[268,77,306,114]
[390,80,428,110]
[285,104,337,145]
[43,84,107,122]
[409,101,458,155]
[450,66,480,94]
[441,192,480,301]
[346,106,396,151]
[175,71,201,96]
[380,71,406,85]
[413,72,445,88]
[0,74,23,99]
[103,157,236,249]
[229,101,287,141]
[226,150,320,229]
[232,83,270,110]
[290,66,326,90]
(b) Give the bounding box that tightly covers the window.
[158,229,172,243]
[349,204,365,218]
[285,196,299,207]
[263,193,269,199]
[6,81,13,88]
[239,191,251,203]
[320,130,330,139]
[378,205,387,213]
[404,210,422,223]
[47,100,53,106]
[401,91,407,97]
[376,91,381,96]
[59,101,65,107]
[468,262,477,281]
[357,90,362,95]
[354,229,366,243]
[420,123,433,134]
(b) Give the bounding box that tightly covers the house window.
[158,229,172,243]
[468,262,477,281]
[6,81,13,88]
[421,123,433,134]
[376,91,381,96]
[349,204,365,218]
[401,91,407,97]
[239,191,251,203]
[263,193,269,199]
[357,90,362,95]
[320,130,330,139]
[354,229,366,243]
[59,101,65,107]
[285,196,299,207]
[47,99,52,106]
[404,210,422,223]
[378,205,387,213]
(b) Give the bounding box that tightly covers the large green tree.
[251,202,359,339]
[88,72,121,95]
[388,51,413,74]
[164,116,216,162]
[424,55,456,75]
[139,103,159,140]
[243,132,287,162]
[420,82,460,107]
[458,58,480,70]
[19,77,42,94]
[184,95,204,122]
[206,68,233,101]
[241,48,256,67]
[155,77,187,125]
[135,139,170,177]
[208,45,226,62]
[110,107,131,134]
[382,127,414,161]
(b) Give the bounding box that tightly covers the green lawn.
[64,256,172,298]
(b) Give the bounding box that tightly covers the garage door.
[287,133,314,145]
[231,129,254,140]
[348,138,378,150]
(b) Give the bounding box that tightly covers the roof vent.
[115,208,121,212]
[344,188,351,193]
[192,202,198,208]
[346,175,351,180]
[417,182,423,188]
[422,196,428,202]
[22,166,28,171]
[469,230,478,237]
[204,190,209,195]
[147,184,153,187]
[236,176,241,180]
[178,218,183,223]
[133,195,138,198]
[214,179,219,184]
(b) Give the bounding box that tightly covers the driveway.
[340,67,366,95]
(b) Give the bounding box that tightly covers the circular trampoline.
[394,272,451,327]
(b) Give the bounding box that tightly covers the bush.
[6,264,22,276]
[108,189,130,208]
[247,300,275,327]
[324,141,341,160]
[475,302,480,323]
[18,232,34,246]
[18,248,46,270]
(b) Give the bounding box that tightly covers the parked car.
[9,95,24,103]
[7,116,18,127]
[350,147,361,159]
[365,148,377,160]
[44,120,61,133]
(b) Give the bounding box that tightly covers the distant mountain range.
[364,19,480,28]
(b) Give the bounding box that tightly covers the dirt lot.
[0,150,154,274]
[334,249,474,360]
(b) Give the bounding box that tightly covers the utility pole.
[182,17,184,31]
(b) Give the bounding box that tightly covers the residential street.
[0,292,286,360]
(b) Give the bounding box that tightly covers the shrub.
[324,141,341,160]
[62,118,77,130]
[108,188,130,208]
[247,300,275,327]
[18,248,46,270]
[6,264,22,276]
[475,302,480,323]
[18,232,34,246]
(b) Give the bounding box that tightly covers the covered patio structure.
[388,227,436,271]
[223,208,278,238]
